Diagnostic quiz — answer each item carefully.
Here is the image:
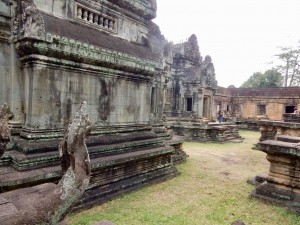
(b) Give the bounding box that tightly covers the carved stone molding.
[16,33,157,76]
[0,103,12,158]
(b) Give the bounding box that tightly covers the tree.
[274,45,300,87]
[240,69,283,88]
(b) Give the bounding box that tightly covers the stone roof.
[229,87,300,97]
[227,85,236,88]
[42,13,158,62]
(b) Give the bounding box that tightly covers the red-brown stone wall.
[212,87,300,120]
[230,97,285,119]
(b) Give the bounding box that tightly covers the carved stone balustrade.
[76,4,117,32]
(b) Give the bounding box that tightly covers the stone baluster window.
[88,12,94,23]
[99,16,104,27]
[104,18,108,28]
[77,7,82,19]
[93,14,99,24]
[82,9,88,21]
[75,3,117,34]
[109,20,113,30]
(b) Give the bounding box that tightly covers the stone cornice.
[16,33,157,76]
[19,54,154,82]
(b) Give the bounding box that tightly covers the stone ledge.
[0,145,174,191]
[277,135,300,143]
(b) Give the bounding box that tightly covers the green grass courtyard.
[70,131,300,225]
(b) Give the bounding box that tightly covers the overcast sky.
[153,0,300,88]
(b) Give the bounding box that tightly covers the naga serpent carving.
[0,103,12,158]
[2,101,94,225]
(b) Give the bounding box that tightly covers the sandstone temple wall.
[0,1,24,121]
[0,0,161,136]
[229,87,300,120]
[22,65,151,131]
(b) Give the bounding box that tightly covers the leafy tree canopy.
[274,46,300,87]
[240,69,283,88]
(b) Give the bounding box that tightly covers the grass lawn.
[69,130,300,225]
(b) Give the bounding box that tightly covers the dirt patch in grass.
[69,131,300,225]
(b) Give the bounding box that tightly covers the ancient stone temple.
[0,0,187,211]
[152,35,242,143]
[163,35,218,120]
[213,86,300,130]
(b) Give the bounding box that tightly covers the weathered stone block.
[0,2,10,18]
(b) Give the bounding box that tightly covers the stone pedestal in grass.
[251,140,300,212]
[257,120,300,142]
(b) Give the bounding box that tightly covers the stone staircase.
[208,123,243,143]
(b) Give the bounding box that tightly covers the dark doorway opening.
[257,104,266,115]
[187,98,192,111]
[285,105,296,113]
[151,87,155,113]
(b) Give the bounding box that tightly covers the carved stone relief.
[14,1,45,40]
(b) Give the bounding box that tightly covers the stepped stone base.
[0,125,186,210]
[251,183,300,213]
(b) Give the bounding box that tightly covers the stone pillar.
[210,92,214,120]
[93,14,99,24]
[156,74,164,120]
[179,79,183,113]
[151,79,158,116]
[77,7,82,19]
[83,10,88,21]
[9,42,23,122]
[197,90,203,118]
[99,16,103,27]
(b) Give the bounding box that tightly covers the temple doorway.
[186,98,193,111]
[285,105,296,113]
